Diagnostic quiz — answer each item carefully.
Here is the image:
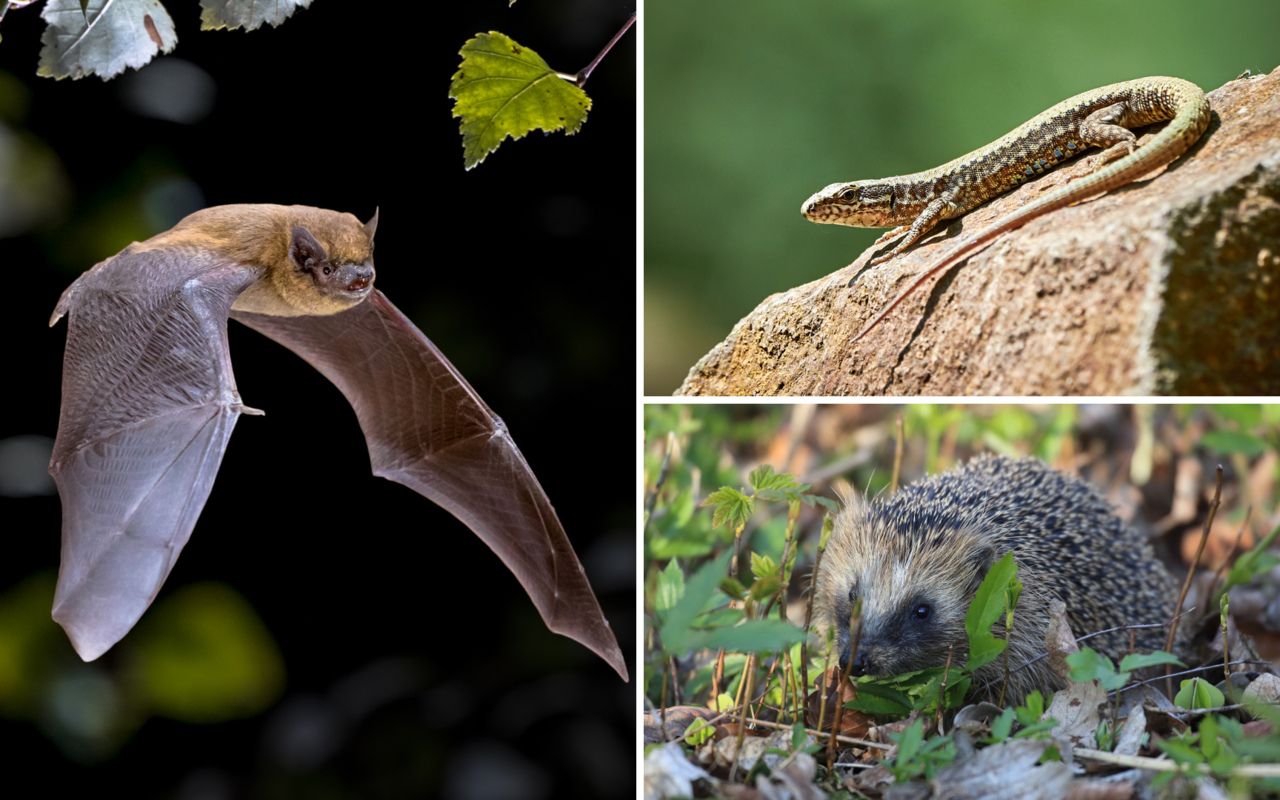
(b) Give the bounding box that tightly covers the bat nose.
[345,265,375,293]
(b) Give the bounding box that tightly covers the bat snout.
[341,264,375,295]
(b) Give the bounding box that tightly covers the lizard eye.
[839,187,858,202]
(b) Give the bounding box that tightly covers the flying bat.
[47,204,627,680]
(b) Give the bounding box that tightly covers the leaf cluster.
[884,718,956,782]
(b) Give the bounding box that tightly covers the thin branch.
[573,12,635,88]
[1166,465,1223,695]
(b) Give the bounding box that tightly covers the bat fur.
[47,204,628,680]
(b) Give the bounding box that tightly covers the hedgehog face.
[816,496,997,680]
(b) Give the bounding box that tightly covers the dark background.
[0,1,635,797]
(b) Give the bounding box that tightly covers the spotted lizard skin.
[800,77,1211,342]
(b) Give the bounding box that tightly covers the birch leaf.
[199,0,314,32]
[449,31,591,170]
[38,0,176,81]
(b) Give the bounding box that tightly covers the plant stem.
[574,12,635,88]
[1165,465,1222,696]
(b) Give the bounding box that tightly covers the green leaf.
[686,718,715,745]
[718,576,745,600]
[655,559,685,612]
[791,720,807,751]
[129,582,285,722]
[1212,404,1263,429]
[750,551,778,581]
[844,681,913,716]
[1014,719,1059,739]
[1159,736,1207,764]
[990,707,1014,741]
[449,31,591,169]
[1015,690,1044,725]
[1174,678,1224,710]
[748,574,781,602]
[39,0,176,80]
[701,486,754,531]
[691,619,807,653]
[659,551,731,654]
[965,552,1017,640]
[199,0,312,31]
[1118,651,1186,672]
[1038,742,1062,763]
[890,717,924,765]
[749,464,800,492]
[1201,430,1268,457]
[964,633,1006,672]
[1221,523,1280,594]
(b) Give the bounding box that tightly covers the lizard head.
[801,181,898,228]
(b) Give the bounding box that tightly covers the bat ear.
[289,226,328,269]
[362,207,379,245]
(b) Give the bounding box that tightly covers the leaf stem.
[573,11,635,88]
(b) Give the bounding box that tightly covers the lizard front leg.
[867,195,951,266]
[872,225,911,247]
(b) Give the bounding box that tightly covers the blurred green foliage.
[643,403,1280,708]
[0,573,284,762]
[645,402,1280,794]
[642,0,1280,393]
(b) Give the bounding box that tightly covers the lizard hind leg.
[1079,101,1139,162]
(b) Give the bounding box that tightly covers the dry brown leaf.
[643,705,722,744]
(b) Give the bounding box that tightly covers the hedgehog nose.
[839,646,873,677]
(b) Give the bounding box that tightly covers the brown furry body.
[812,454,1176,704]
[136,204,376,317]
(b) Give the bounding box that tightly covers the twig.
[643,432,676,525]
[1115,658,1272,697]
[667,707,893,750]
[801,514,835,719]
[1206,506,1253,608]
[1166,465,1223,696]
[571,12,635,88]
[937,645,954,734]
[1075,747,1280,777]
[826,601,862,772]
[890,414,905,494]
[981,614,1191,693]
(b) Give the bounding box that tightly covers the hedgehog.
[812,453,1177,705]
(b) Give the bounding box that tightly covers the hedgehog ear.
[964,545,999,595]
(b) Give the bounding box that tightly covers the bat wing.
[231,291,628,680]
[49,246,260,661]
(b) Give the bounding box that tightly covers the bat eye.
[323,266,332,275]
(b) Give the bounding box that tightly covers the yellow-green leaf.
[449,31,591,170]
[125,582,285,723]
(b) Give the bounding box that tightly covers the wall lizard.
[801,77,1211,343]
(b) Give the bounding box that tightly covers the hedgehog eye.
[847,586,857,604]
[913,603,931,621]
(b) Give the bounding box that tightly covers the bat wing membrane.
[231,291,628,680]
[50,247,260,661]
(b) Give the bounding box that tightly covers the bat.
[47,204,627,681]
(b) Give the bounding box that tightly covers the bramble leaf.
[449,31,591,169]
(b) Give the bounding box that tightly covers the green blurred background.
[643,0,1280,394]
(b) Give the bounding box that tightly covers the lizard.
[800,77,1211,343]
